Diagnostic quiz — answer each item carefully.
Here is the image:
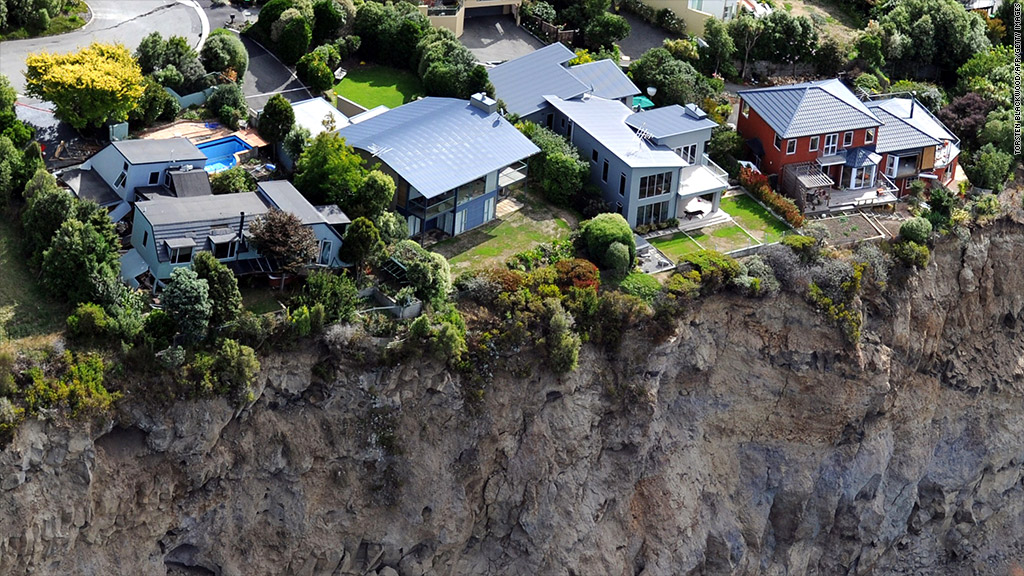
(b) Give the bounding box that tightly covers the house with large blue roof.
[544,94,728,229]
[335,94,540,237]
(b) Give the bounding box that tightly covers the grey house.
[488,42,640,124]
[544,95,728,229]
[122,180,349,287]
[336,94,539,238]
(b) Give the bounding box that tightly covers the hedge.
[739,167,805,228]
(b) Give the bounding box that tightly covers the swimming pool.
[198,135,253,173]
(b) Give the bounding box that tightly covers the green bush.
[605,242,632,277]
[143,310,177,350]
[681,250,741,294]
[213,339,260,398]
[544,299,581,373]
[297,270,359,323]
[580,213,635,269]
[23,354,119,417]
[290,305,312,337]
[781,234,819,262]
[66,303,110,342]
[619,272,660,303]
[899,217,932,244]
[893,240,930,269]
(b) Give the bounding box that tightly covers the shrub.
[297,51,335,92]
[665,271,700,300]
[807,282,862,344]
[543,299,581,373]
[735,255,780,297]
[23,354,119,417]
[973,193,1001,222]
[681,249,740,294]
[781,234,820,263]
[143,310,177,350]
[619,273,661,303]
[161,267,212,345]
[213,339,261,398]
[391,240,452,306]
[580,213,635,268]
[296,270,358,323]
[553,258,600,291]
[893,240,930,269]
[853,242,892,288]
[760,244,809,292]
[605,242,632,277]
[739,168,805,228]
[591,291,652,348]
[66,303,110,343]
[899,217,932,244]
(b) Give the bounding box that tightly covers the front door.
[407,214,421,236]
[454,208,467,235]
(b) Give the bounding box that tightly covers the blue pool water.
[198,135,252,173]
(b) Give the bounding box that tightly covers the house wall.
[457,189,498,231]
[87,145,208,202]
[86,146,129,201]
[308,223,345,267]
[654,129,713,160]
[130,210,159,278]
[737,101,879,177]
[640,0,712,31]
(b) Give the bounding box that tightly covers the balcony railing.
[422,0,462,15]
[701,154,729,184]
[408,194,456,219]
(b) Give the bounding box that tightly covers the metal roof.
[568,60,640,101]
[544,95,686,169]
[168,169,212,198]
[625,104,718,140]
[336,98,540,199]
[258,180,350,226]
[488,43,589,117]
[865,98,958,154]
[60,167,121,206]
[112,137,206,165]
[738,79,880,139]
[137,192,268,263]
[291,97,351,137]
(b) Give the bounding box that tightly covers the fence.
[523,14,575,44]
[164,86,216,109]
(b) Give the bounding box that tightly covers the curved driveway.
[0,0,206,93]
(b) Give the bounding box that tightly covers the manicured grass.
[432,193,573,274]
[333,65,423,109]
[0,219,65,340]
[649,223,759,262]
[720,194,791,244]
[648,232,704,262]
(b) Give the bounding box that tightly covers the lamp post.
[647,86,657,99]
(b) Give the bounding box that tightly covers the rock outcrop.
[2,224,1024,575]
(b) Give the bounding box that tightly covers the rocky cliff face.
[2,224,1024,576]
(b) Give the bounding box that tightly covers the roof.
[60,167,121,206]
[625,104,718,140]
[350,105,390,124]
[137,192,269,262]
[738,79,880,139]
[544,95,687,169]
[568,60,640,102]
[336,98,539,198]
[291,98,351,137]
[865,98,959,154]
[842,147,882,168]
[168,169,212,198]
[488,43,589,117]
[111,137,206,165]
[257,180,350,226]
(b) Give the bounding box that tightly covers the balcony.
[408,192,456,220]
[421,0,463,15]
[700,154,729,184]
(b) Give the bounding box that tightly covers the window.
[741,102,749,118]
[865,127,875,144]
[676,143,697,164]
[635,200,670,226]
[149,171,159,185]
[213,240,238,259]
[809,136,819,152]
[616,201,623,215]
[122,162,129,171]
[619,173,626,196]
[170,246,193,264]
[850,165,876,189]
[592,149,598,163]
[602,160,609,182]
[823,134,838,155]
[786,139,797,155]
[114,171,127,188]
[773,134,782,150]
[638,171,673,199]
[842,131,853,147]
[566,120,573,140]
[560,118,566,129]
[142,231,148,247]
[885,156,898,178]
[545,114,553,128]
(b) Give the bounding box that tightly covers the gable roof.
[625,104,718,140]
[336,98,539,198]
[567,60,640,102]
[488,43,589,117]
[258,180,351,226]
[865,97,959,153]
[112,137,206,165]
[544,95,686,169]
[136,192,269,262]
[738,79,880,139]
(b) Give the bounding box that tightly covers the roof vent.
[684,103,707,120]
[470,92,498,114]
[182,164,193,172]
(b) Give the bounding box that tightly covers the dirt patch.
[817,213,885,245]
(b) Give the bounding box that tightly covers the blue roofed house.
[335,94,539,238]
[544,95,729,229]
[122,179,349,288]
[488,43,641,124]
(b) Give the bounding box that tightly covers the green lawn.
[334,65,423,109]
[720,194,791,244]
[0,219,65,340]
[648,232,704,262]
[432,193,573,274]
[649,222,759,262]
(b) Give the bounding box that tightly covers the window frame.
[741,102,749,118]
[823,134,838,155]
[170,246,193,265]
[149,171,160,185]
[809,136,819,152]
[592,149,598,163]
[773,134,782,151]
[602,160,609,183]
[619,173,626,196]
[786,139,797,155]
[842,131,853,147]
[865,127,875,144]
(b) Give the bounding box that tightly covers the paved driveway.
[616,11,675,62]
[461,15,543,65]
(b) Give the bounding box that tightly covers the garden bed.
[815,213,885,245]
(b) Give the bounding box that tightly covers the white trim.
[809,136,819,152]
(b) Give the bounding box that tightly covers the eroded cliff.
[2,223,1024,576]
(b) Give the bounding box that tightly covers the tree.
[297,52,335,92]
[814,37,847,77]
[294,132,365,205]
[277,13,312,65]
[580,213,636,269]
[24,43,146,130]
[200,30,249,80]
[22,184,75,266]
[249,209,318,276]
[213,339,260,396]
[192,251,243,328]
[544,299,581,373]
[522,123,587,206]
[135,32,166,74]
[312,0,346,46]
[964,143,1013,191]
[259,94,295,150]
[728,10,764,80]
[628,48,723,107]
[875,0,991,79]
[283,124,312,163]
[937,93,995,153]
[254,0,294,38]
[41,219,120,304]
[899,217,932,243]
[376,210,407,245]
[349,169,395,221]
[162,267,212,345]
[339,217,382,268]
[298,270,359,322]
[129,76,180,128]
[210,165,257,194]
[854,32,885,71]
[754,11,817,75]
[208,82,246,129]
[979,108,1015,156]
[584,12,630,50]
[0,136,20,208]
[699,18,736,76]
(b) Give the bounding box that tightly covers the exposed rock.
[1,226,1024,575]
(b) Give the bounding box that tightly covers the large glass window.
[823,134,838,155]
[170,246,193,264]
[635,200,670,226]
[676,144,697,164]
[885,156,898,178]
[638,171,673,199]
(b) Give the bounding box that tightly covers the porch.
[784,153,899,215]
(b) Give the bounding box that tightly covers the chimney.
[470,93,498,114]
[237,211,245,258]
[909,91,916,118]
